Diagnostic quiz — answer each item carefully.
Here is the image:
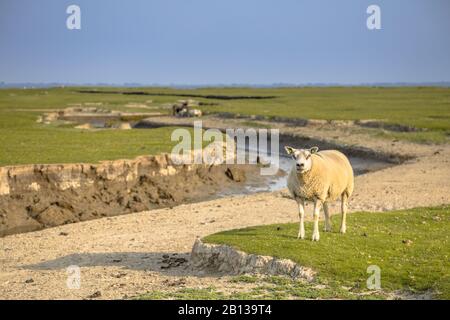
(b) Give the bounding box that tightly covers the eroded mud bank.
[0,154,255,236]
[191,238,316,281]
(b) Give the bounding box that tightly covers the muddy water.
[136,122,394,195]
[226,142,392,196]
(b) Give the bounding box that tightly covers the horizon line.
[1,81,450,89]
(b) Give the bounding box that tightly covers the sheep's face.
[284,146,319,174]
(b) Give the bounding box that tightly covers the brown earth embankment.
[0,154,252,236]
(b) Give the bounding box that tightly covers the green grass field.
[190,86,450,144]
[197,87,450,129]
[1,86,449,165]
[203,206,450,299]
[0,88,186,166]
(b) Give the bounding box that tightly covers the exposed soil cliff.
[0,154,253,236]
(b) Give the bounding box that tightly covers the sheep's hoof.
[340,227,346,234]
[323,227,332,232]
[297,228,305,239]
[311,233,320,241]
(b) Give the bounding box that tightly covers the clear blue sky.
[1,0,449,85]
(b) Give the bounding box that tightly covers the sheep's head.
[284,146,319,173]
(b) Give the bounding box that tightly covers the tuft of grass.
[229,275,259,283]
[138,287,227,300]
[204,206,450,299]
[137,275,389,300]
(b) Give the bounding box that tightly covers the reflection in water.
[230,145,392,194]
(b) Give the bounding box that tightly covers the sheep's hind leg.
[312,199,322,241]
[296,198,305,239]
[340,194,348,234]
[323,202,332,232]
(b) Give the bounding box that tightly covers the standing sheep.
[285,146,354,241]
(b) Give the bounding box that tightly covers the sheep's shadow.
[21,251,215,277]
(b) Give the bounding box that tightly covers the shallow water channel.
[226,142,392,195]
[135,122,393,196]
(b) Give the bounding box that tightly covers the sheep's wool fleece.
[287,150,354,202]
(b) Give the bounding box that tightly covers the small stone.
[190,238,316,282]
[112,272,127,278]
[362,232,368,237]
[88,291,102,299]
[163,278,186,287]
[59,232,69,236]
[402,239,413,246]
[25,278,34,284]
[112,259,122,263]
[225,167,246,182]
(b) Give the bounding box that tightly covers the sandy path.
[1,123,449,299]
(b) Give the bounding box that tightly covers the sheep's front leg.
[323,202,332,232]
[340,194,348,234]
[312,199,322,241]
[296,198,305,239]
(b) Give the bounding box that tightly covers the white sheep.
[285,146,354,241]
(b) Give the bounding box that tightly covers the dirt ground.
[1,119,449,299]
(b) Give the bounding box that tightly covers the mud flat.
[212,112,426,133]
[37,106,162,129]
[0,155,260,237]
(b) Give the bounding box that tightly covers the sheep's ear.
[310,146,319,154]
[284,146,295,155]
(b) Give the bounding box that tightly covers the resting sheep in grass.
[285,146,354,241]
